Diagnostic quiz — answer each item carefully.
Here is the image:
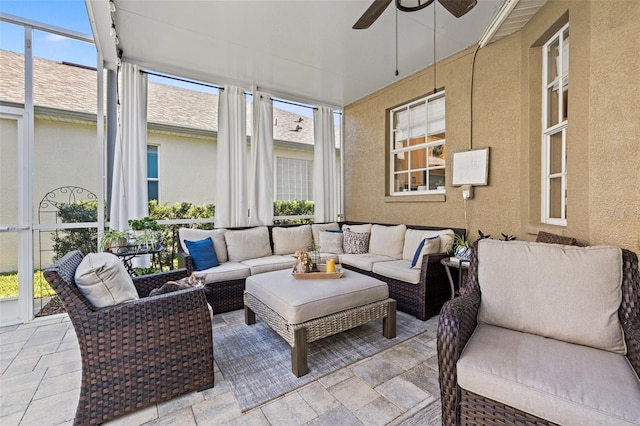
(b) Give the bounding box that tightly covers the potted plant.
[128,217,162,252]
[128,217,160,231]
[133,229,162,252]
[100,229,130,253]
[451,233,473,261]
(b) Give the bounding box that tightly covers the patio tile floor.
[0,312,442,425]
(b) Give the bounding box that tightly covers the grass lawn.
[0,271,56,299]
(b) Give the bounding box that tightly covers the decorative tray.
[292,264,344,279]
[292,271,344,280]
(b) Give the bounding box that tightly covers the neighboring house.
[0,49,340,272]
[0,49,340,211]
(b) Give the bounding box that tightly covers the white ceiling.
[87,0,507,107]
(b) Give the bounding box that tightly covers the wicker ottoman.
[244,268,397,377]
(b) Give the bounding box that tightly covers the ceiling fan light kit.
[353,0,477,29]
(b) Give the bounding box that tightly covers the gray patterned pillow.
[343,230,370,254]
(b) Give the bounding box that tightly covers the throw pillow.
[410,236,441,269]
[179,228,228,263]
[74,252,139,308]
[319,230,344,254]
[185,238,219,271]
[311,222,340,247]
[343,230,370,254]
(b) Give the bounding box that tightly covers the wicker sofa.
[437,239,640,425]
[179,222,465,320]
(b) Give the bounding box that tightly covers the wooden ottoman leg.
[291,327,308,377]
[383,300,397,339]
[245,305,256,325]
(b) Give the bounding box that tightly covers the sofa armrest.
[624,320,640,377]
[177,245,195,274]
[437,290,481,426]
[419,252,448,282]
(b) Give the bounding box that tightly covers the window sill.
[384,194,446,203]
[525,222,568,238]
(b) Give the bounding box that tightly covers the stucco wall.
[343,0,640,252]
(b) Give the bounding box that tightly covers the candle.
[326,258,336,273]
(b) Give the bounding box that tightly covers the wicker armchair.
[535,230,577,245]
[437,241,640,426]
[43,251,215,425]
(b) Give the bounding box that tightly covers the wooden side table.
[440,257,470,299]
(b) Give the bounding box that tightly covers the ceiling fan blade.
[437,0,477,18]
[353,0,393,30]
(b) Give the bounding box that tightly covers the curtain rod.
[141,69,340,114]
[141,70,222,90]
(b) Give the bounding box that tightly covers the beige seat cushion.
[368,224,407,259]
[341,253,397,272]
[225,226,272,262]
[245,269,389,324]
[458,324,640,426]
[477,239,625,354]
[272,225,313,255]
[241,255,297,275]
[74,252,139,308]
[179,228,228,263]
[191,261,250,284]
[372,260,421,284]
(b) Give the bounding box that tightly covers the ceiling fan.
[353,0,477,29]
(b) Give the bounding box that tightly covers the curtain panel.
[248,91,274,226]
[313,106,337,223]
[216,85,248,228]
[109,62,148,231]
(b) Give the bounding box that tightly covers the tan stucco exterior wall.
[343,0,640,252]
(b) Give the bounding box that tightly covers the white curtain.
[248,91,274,226]
[313,106,337,223]
[216,85,248,227]
[110,61,148,231]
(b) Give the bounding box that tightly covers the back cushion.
[368,224,406,259]
[342,223,372,233]
[272,225,313,255]
[402,228,452,260]
[311,223,340,247]
[179,228,228,263]
[477,239,625,354]
[74,252,139,308]
[225,227,272,262]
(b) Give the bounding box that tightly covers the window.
[542,24,569,225]
[389,92,446,195]
[147,145,159,202]
[276,157,313,201]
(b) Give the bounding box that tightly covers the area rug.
[213,311,431,412]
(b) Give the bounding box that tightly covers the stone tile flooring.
[0,311,442,426]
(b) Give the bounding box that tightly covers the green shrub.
[51,200,98,261]
[49,199,316,272]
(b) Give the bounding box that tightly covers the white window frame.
[389,91,446,196]
[541,23,569,226]
[275,156,313,201]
